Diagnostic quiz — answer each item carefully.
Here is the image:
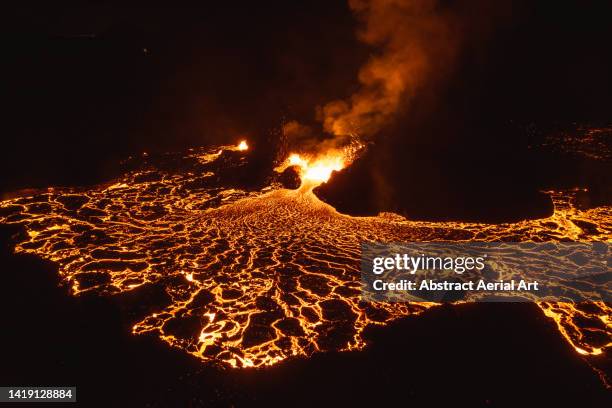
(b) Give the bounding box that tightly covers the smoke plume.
[282,0,514,155]
[319,0,460,139]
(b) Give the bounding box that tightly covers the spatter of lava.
[0,143,610,370]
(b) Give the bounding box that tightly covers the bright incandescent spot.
[0,141,610,375]
[237,140,248,151]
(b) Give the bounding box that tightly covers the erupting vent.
[237,140,249,151]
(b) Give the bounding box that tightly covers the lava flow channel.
[0,143,610,371]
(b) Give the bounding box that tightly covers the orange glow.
[283,151,345,184]
[276,138,364,186]
[237,140,248,151]
[1,141,610,373]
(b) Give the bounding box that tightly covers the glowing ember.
[237,140,248,151]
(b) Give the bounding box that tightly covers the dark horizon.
[4,1,612,200]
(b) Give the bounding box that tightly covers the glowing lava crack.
[0,143,610,371]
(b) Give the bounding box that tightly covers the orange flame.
[278,140,364,186]
[237,140,248,151]
[286,152,345,184]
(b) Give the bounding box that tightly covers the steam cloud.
[283,0,464,150]
[319,0,460,139]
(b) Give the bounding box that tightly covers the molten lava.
[287,153,345,184]
[0,140,610,379]
[278,140,365,186]
[237,140,248,151]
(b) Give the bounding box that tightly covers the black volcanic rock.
[315,156,379,216]
[277,165,301,189]
[315,146,555,223]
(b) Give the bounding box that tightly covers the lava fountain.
[288,153,344,184]
[276,139,364,187]
[237,140,249,151]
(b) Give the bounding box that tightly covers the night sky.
[4,1,612,199]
